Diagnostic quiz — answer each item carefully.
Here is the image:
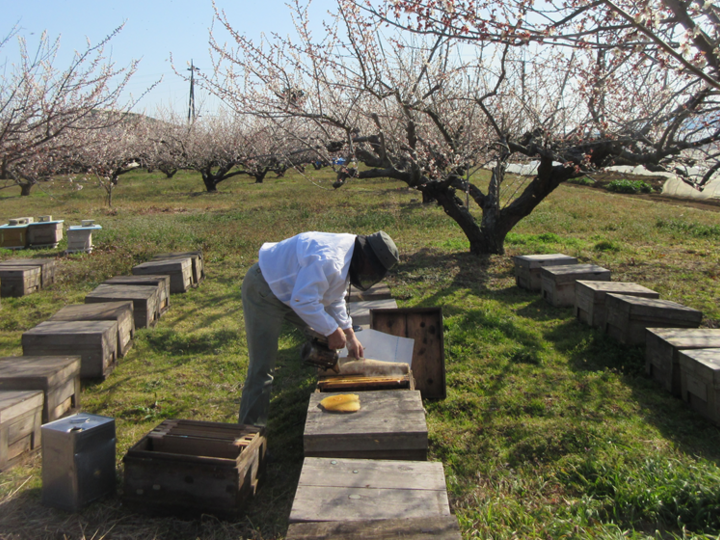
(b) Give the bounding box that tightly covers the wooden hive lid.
[677,348,720,382]
[0,356,81,385]
[514,253,577,269]
[646,328,720,348]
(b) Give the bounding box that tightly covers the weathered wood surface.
[290,457,450,524]
[123,419,266,517]
[575,281,660,329]
[0,390,44,471]
[0,226,28,249]
[22,321,118,379]
[347,282,392,302]
[85,284,159,329]
[132,258,192,293]
[152,252,204,285]
[678,348,720,426]
[646,328,720,397]
[0,258,57,287]
[317,373,414,392]
[348,299,398,328]
[605,294,703,346]
[305,390,427,460]
[285,516,463,540]
[0,266,42,297]
[104,275,170,314]
[541,264,611,308]
[514,254,578,291]
[27,222,63,247]
[371,307,445,399]
[0,356,80,422]
[49,301,135,357]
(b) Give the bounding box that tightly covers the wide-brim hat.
[366,231,399,270]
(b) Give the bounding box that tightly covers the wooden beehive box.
[646,328,720,397]
[133,258,192,293]
[348,298,398,328]
[0,266,41,297]
[575,281,660,329]
[123,420,267,517]
[0,356,81,422]
[347,282,392,302]
[514,253,578,292]
[85,284,159,329]
[286,516,462,540]
[304,390,427,461]
[289,457,451,524]
[22,321,118,379]
[27,221,64,248]
[49,302,135,357]
[316,372,415,393]
[678,348,720,426]
[0,390,44,471]
[605,294,703,346]
[0,258,57,288]
[152,252,204,286]
[0,224,28,249]
[541,264,611,307]
[370,307,445,399]
[66,225,101,253]
[104,275,170,314]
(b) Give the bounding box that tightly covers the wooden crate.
[27,221,64,248]
[49,302,135,357]
[152,252,204,286]
[104,275,170,314]
[575,281,660,329]
[304,390,427,461]
[0,356,81,422]
[541,264,610,307]
[348,298,398,328]
[22,321,118,379]
[0,225,28,249]
[316,373,415,393]
[0,266,41,297]
[133,258,192,293]
[646,328,720,397]
[347,282,392,302]
[123,419,267,517]
[605,294,703,346]
[66,225,101,253]
[678,348,720,426]
[0,390,44,471]
[289,457,451,524]
[0,258,57,287]
[370,307,445,399]
[85,284,159,329]
[514,254,578,292]
[286,516,463,540]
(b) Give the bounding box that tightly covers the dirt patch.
[135,206,190,215]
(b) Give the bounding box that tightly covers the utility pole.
[187,60,199,123]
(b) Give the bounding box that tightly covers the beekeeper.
[238,231,399,426]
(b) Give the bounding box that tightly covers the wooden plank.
[0,391,43,471]
[132,259,192,293]
[304,390,427,460]
[370,308,445,399]
[22,321,117,379]
[104,275,171,314]
[290,457,449,524]
[85,284,159,328]
[286,516,462,540]
[49,301,135,357]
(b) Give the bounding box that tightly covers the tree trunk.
[201,173,219,192]
[19,183,33,197]
[253,170,267,183]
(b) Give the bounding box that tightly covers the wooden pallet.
[289,457,450,523]
[22,321,118,379]
[49,302,135,357]
[304,390,427,461]
[0,390,43,471]
[123,419,267,517]
[0,356,81,422]
[85,284,159,329]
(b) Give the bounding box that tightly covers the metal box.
[41,413,116,512]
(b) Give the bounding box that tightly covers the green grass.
[607,178,654,194]
[0,169,720,539]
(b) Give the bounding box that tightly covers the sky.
[2,0,338,117]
